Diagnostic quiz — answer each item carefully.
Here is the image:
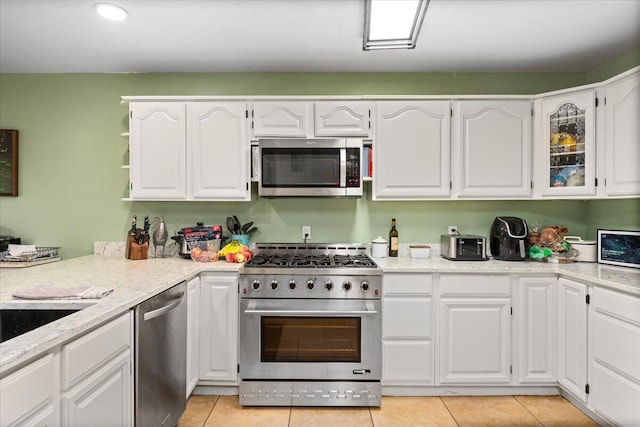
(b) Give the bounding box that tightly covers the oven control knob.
[307,280,315,290]
[361,281,370,291]
[252,280,261,290]
[325,281,333,291]
[342,281,352,291]
[270,280,279,290]
[289,280,296,290]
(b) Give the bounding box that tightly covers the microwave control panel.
[346,148,361,187]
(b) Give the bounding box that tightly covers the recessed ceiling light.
[95,3,128,21]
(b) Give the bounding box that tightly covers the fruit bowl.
[189,241,220,262]
[190,248,219,262]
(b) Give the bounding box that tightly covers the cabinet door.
[314,101,371,137]
[129,102,186,199]
[62,351,132,427]
[199,274,238,382]
[374,101,451,199]
[590,287,640,425]
[516,277,557,384]
[604,71,640,196]
[252,101,313,138]
[538,90,596,196]
[439,298,511,384]
[187,102,250,200]
[0,353,58,427]
[186,276,200,397]
[453,100,532,198]
[557,278,588,401]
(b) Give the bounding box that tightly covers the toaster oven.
[441,234,488,261]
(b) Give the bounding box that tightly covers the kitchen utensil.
[226,217,236,235]
[565,236,597,262]
[370,236,387,258]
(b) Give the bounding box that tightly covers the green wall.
[0,51,638,259]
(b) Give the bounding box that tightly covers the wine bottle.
[389,218,399,257]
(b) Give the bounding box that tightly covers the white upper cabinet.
[373,101,451,200]
[602,70,640,196]
[314,101,371,137]
[251,101,371,139]
[535,89,596,197]
[252,101,313,138]
[129,103,187,199]
[452,100,532,198]
[187,102,250,200]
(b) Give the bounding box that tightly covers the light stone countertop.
[0,255,240,375]
[375,256,640,295]
[1,254,638,376]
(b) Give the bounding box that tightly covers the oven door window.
[261,148,341,188]
[261,317,361,363]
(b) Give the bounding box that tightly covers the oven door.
[239,298,381,381]
[258,138,362,197]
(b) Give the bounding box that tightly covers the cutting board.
[0,257,61,268]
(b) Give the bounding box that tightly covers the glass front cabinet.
[536,89,596,197]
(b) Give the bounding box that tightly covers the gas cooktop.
[241,243,380,271]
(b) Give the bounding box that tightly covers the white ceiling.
[1,0,639,73]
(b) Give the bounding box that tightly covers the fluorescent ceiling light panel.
[364,0,429,50]
[95,3,128,21]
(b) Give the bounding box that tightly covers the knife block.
[126,235,149,260]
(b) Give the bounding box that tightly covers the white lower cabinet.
[382,274,433,385]
[0,352,59,427]
[516,276,557,384]
[557,278,588,402]
[589,286,640,425]
[186,276,200,396]
[199,274,238,383]
[438,275,511,384]
[61,311,133,427]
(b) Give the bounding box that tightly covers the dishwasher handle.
[143,292,185,321]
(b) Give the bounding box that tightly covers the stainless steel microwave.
[257,138,363,197]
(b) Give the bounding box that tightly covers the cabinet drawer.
[593,287,640,323]
[62,312,132,389]
[383,274,433,295]
[383,297,432,338]
[383,340,433,384]
[0,353,57,426]
[440,274,510,295]
[592,309,640,382]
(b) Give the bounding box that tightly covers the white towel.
[12,286,113,300]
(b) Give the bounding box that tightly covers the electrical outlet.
[448,225,458,235]
[302,225,312,241]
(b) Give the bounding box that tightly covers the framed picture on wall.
[0,129,18,196]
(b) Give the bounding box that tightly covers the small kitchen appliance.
[597,229,640,269]
[441,235,487,261]
[172,223,223,259]
[490,216,529,260]
[257,138,363,197]
[238,243,381,407]
[565,236,597,262]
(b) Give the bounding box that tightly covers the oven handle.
[243,300,378,316]
[244,309,378,316]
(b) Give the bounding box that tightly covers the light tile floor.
[178,395,599,427]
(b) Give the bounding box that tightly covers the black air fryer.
[490,216,529,261]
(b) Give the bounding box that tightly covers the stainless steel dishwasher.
[135,281,187,427]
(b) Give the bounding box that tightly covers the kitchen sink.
[0,308,80,343]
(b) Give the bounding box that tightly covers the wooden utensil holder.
[126,235,149,260]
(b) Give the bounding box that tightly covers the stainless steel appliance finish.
[441,234,488,261]
[239,244,382,407]
[258,138,363,197]
[135,282,187,426]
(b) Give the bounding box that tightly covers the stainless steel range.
[239,243,382,407]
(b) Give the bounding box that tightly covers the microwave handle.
[340,148,346,188]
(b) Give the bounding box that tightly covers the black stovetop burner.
[244,253,377,269]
